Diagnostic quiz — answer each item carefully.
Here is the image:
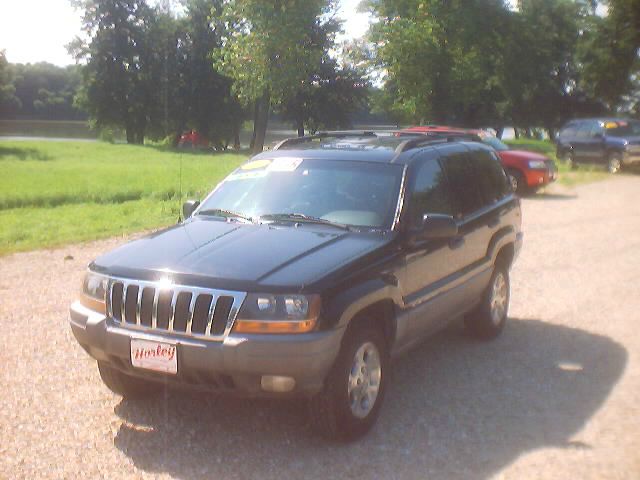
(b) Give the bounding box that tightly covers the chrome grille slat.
[108,277,245,341]
[168,291,178,332]
[152,288,160,329]
[185,294,197,334]
[204,294,217,336]
[136,287,143,325]
[120,282,128,324]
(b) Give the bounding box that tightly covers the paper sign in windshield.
[267,157,303,172]
[241,159,271,170]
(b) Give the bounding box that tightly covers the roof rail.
[391,132,481,162]
[272,131,377,151]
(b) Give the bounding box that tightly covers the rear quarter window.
[473,150,511,203]
[440,151,485,217]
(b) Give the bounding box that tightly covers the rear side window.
[408,159,453,226]
[473,150,511,203]
[440,152,485,217]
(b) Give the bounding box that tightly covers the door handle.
[448,236,465,250]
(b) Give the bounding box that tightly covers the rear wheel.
[97,362,160,399]
[607,152,622,174]
[309,324,388,440]
[465,264,510,339]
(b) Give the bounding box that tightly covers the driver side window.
[408,159,453,227]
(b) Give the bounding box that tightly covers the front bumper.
[524,164,556,188]
[69,302,344,397]
[622,150,640,165]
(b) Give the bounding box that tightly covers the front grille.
[108,278,246,339]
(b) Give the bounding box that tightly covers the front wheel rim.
[490,272,509,326]
[509,174,518,191]
[609,157,621,173]
[348,342,382,419]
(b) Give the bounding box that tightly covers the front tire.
[607,152,622,174]
[507,169,527,195]
[97,362,160,399]
[465,264,510,340]
[309,324,388,440]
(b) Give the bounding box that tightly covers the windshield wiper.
[197,208,253,223]
[258,213,352,231]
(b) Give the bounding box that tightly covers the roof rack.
[272,131,377,150]
[390,132,482,162]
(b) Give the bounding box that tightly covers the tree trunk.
[250,101,259,150]
[495,126,504,139]
[296,117,304,137]
[513,128,520,139]
[126,125,135,144]
[546,127,556,141]
[233,124,240,150]
[252,91,270,154]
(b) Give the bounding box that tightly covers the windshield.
[605,120,640,138]
[197,158,404,229]
[482,136,510,151]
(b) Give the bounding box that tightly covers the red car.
[399,126,557,194]
[178,130,209,149]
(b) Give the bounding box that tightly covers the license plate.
[130,339,177,374]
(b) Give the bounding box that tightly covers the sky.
[0,0,372,66]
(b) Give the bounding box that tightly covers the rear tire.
[309,324,388,440]
[97,362,160,399]
[465,264,510,340]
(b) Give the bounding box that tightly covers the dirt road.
[1,176,639,479]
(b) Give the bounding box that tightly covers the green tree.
[178,0,245,148]
[578,0,640,110]
[278,18,369,135]
[215,0,331,152]
[69,0,156,143]
[9,62,84,119]
[0,50,21,116]
[368,0,511,127]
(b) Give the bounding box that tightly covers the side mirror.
[409,214,458,243]
[182,200,200,220]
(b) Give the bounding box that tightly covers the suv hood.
[92,217,393,291]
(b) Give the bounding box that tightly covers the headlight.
[528,160,547,169]
[233,293,321,334]
[80,271,108,314]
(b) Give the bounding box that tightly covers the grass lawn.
[1,137,612,256]
[504,139,609,187]
[0,141,246,255]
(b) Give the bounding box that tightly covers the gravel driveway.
[1,176,639,479]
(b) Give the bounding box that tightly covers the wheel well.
[495,243,515,269]
[347,300,396,350]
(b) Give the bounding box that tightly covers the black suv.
[556,118,640,173]
[69,132,523,439]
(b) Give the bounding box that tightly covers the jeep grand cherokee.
[69,132,523,439]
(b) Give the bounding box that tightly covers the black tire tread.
[309,325,388,440]
[465,264,509,340]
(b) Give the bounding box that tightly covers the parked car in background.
[178,130,209,149]
[556,118,640,173]
[399,126,557,194]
